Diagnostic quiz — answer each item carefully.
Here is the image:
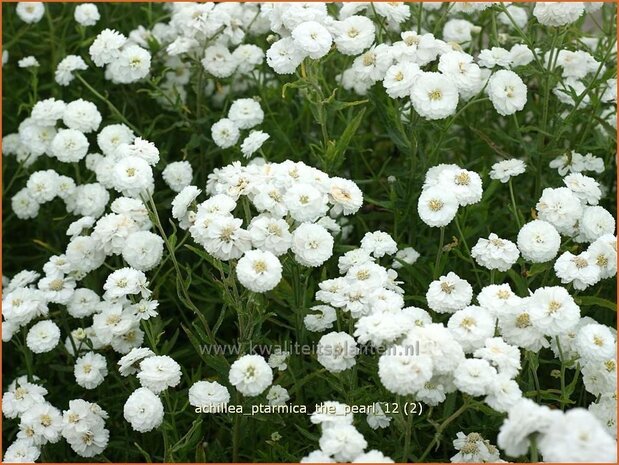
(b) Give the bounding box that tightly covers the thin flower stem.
[402,402,414,462]
[508,179,523,229]
[144,194,216,344]
[75,74,139,133]
[454,215,482,289]
[434,226,445,278]
[419,398,471,462]
[529,434,539,462]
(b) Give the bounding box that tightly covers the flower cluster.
[172,159,363,292]
[2,1,616,463]
[301,401,393,463]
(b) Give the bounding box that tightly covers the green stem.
[530,434,539,462]
[434,226,445,278]
[454,215,482,289]
[419,398,470,461]
[75,74,139,133]
[402,402,414,462]
[508,179,523,228]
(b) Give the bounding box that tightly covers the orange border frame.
[0,1,617,463]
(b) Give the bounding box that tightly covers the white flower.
[16,2,45,23]
[108,45,151,83]
[580,206,616,242]
[117,347,155,376]
[451,431,502,463]
[442,19,476,44]
[438,168,483,207]
[575,323,616,363]
[112,156,154,198]
[517,220,561,263]
[453,358,498,396]
[554,251,601,290]
[266,37,305,75]
[538,408,616,462]
[188,381,230,410]
[236,249,282,293]
[334,15,375,56]
[19,402,62,445]
[304,305,337,332]
[479,47,512,69]
[31,97,66,126]
[97,123,134,156]
[137,355,181,394]
[26,320,60,354]
[203,216,251,261]
[228,354,273,397]
[63,99,101,133]
[536,187,583,235]
[65,236,106,274]
[533,2,585,26]
[392,247,420,269]
[317,331,358,373]
[378,345,433,395]
[448,306,496,353]
[284,183,328,222]
[498,5,529,29]
[319,424,367,462]
[587,234,617,279]
[301,450,335,463]
[3,287,48,327]
[102,269,147,305]
[123,388,164,432]
[353,450,394,463]
[383,62,421,99]
[509,44,535,68]
[474,337,521,379]
[292,21,332,59]
[18,56,39,68]
[268,349,290,371]
[74,352,107,389]
[122,231,164,272]
[211,118,240,149]
[471,233,520,272]
[162,161,193,193]
[241,131,269,158]
[417,186,459,228]
[116,137,159,166]
[489,159,526,183]
[360,231,397,258]
[3,439,41,462]
[438,51,484,99]
[498,298,550,352]
[89,29,127,67]
[51,129,89,163]
[485,374,523,414]
[266,385,290,406]
[74,3,100,26]
[12,188,40,219]
[410,72,459,120]
[426,272,473,314]
[228,98,264,130]
[291,223,334,267]
[248,215,292,256]
[202,44,237,78]
[329,177,363,216]
[55,55,88,86]
[563,173,601,205]
[366,402,391,430]
[487,70,527,116]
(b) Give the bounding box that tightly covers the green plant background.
[2,2,617,462]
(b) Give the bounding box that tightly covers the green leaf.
[575,296,617,312]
